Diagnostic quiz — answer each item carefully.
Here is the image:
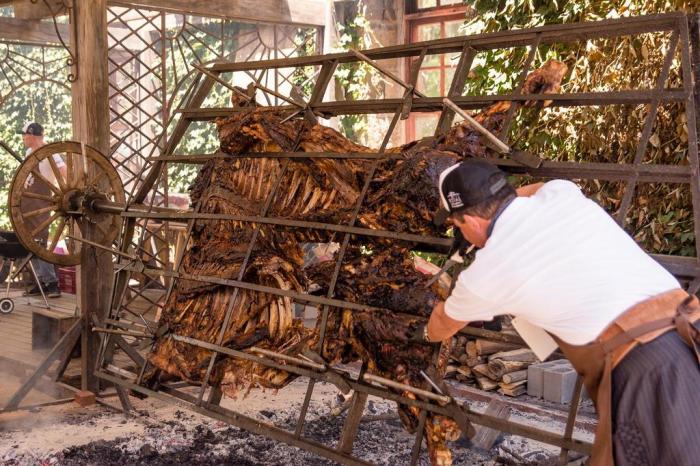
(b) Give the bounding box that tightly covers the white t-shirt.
[444,180,680,345]
[26,147,66,186]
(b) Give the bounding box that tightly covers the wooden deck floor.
[0,290,78,371]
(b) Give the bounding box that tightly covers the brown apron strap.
[600,317,674,354]
[674,309,700,365]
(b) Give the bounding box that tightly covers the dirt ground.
[0,377,592,466]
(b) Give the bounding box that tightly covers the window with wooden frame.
[405,10,468,140]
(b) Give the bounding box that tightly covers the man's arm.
[516,182,544,197]
[425,301,469,342]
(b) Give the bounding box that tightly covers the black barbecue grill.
[0,230,33,314]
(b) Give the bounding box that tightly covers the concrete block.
[74,390,96,407]
[543,365,578,404]
[527,359,568,398]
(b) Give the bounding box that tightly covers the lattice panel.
[105,4,321,333]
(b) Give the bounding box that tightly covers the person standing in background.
[17,122,64,298]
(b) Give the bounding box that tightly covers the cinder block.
[74,390,96,407]
[527,359,568,398]
[543,366,578,404]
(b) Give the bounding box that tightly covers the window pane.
[418,0,438,8]
[416,23,441,42]
[418,69,441,96]
[422,53,441,67]
[445,20,463,38]
[415,114,439,139]
[444,67,456,93]
[440,0,464,5]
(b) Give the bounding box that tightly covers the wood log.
[488,348,538,363]
[466,355,485,368]
[474,339,519,356]
[472,364,499,381]
[475,375,499,391]
[498,379,527,390]
[445,365,458,378]
[498,384,526,397]
[501,369,528,384]
[488,359,530,379]
[457,366,471,377]
[465,340,478,359]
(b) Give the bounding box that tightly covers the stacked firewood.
[446,336,538,397]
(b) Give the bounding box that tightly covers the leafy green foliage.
[332,1,382,144]
[0,44,72,230]
[460,0,699,256]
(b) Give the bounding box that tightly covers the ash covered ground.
[1,379,587,466]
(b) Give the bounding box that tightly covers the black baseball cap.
[434,159,510,224]
[17,122,43,136]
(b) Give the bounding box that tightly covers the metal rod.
[362,373,451,404]
[178,89,691,120]
[92,326,151,339]
[66,234,139,261]
[249,347,326,371]
[557,375,584,466]
[349,48,426,98]
[207,13,683,72]
[443,98,511,153]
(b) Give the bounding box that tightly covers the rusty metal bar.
[92,327,151,339]
[616,30,680,224]
[409,410,428,466]
[679,17,700,265]
[443,98,511,153]
[349,48,426,98]
[209,13,682,72]
[557,376,584,466]
[96,365,593,455]
[498,33,542,141]
[178,89,691,119]
[363,373,451,404]
[436,43,476,135]
[249,347,326,371]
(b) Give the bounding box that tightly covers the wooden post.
[71,0,111,394]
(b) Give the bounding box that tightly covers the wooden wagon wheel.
[9,141,125,266]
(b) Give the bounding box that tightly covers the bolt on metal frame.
[93,12,700,466]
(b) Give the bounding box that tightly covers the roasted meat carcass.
[146,59,567,466]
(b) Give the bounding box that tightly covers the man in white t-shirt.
[410,159,699,465]
[17,122,65,298]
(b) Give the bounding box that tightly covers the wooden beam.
[13,0,67,19]
[109,0,326,26]
[0,17,68,45]
[71,0,111,394]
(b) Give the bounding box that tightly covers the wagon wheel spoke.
[89,168,108,189]
[47,154,67,192]
[23,191,55,202]
[22,204,58,219]
[30,212,60,238]
[48,217,67,253]
[30,169,61,195]
[65,152,75,188]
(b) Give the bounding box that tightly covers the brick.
[543,365,578,404]
[74,390,96,407]
[527,359,567,398]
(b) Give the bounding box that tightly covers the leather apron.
[551,288,700,466]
